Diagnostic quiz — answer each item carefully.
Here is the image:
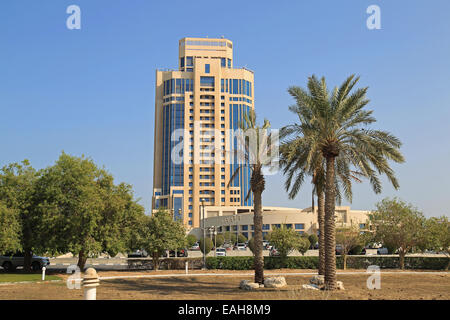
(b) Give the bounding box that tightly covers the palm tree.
[280,115,360,276]
[228,109,276,284]
[282,75,404,290]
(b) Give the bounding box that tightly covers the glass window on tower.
[186,56,193,66]
[205,64,210,73]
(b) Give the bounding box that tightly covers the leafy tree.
[199,237,213,255]
[308,234,318,249]
[222,231,233,243]
[282,75,404,289]
[370,198,426,269]
[228,109,277,284]
[215,234,225,248]
[140,208,186,270]
[0,202,21,255]
[335,226,363,269]
[0,160,38,272]
[33,153,145,270]
[297,237,310,256]
[186,234,198,248]
[423,216,450,270]
[268,225,302,258]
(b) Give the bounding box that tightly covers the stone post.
[82,268,100,300]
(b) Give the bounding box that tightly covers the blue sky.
[1,1,449,217]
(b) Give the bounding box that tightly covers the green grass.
[0,273,61,283]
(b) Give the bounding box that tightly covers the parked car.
[190,243,200,250]
[127,250,148,258]
[269,248,280,257]
[234,243,247,251]
[162,248,189,257]
[215,248,227,257]
[335,245,343,255]
[0,252,50,271]
[377,247,389,255]
[262,240,270,249]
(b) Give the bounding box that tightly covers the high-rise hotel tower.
[152,37,254,229]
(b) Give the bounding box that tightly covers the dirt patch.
[0,270,448,300]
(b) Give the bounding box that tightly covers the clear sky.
[1,1,449,217]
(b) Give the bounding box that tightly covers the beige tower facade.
[152,37,255,230]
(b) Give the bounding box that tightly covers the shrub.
[297,237,310,256]
[199,237,213,255]
[204,256,447,270]
[308,234,318,248]
[206,256,254,270]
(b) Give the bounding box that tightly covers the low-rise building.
[189,205,370,240]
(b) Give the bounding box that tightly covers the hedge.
[204,256,448,270]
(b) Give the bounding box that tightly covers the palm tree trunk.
[324,156,337,290]
[253,189,264,284]
[317,188,325,276]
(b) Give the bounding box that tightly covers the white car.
[190,243,200,250]
[215,248,227,256]
[235,243,247,251]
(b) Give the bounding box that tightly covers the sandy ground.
[0,269,448,300]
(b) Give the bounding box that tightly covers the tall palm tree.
[280,116,360,276]
[283,75,404,290]
[228,109,276,284]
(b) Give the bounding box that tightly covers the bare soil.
[0,269,448,300]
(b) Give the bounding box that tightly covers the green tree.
[423,216,450,270]
[222,231,233,243]
[297,237,310,256]
[281,87,366,276]
[228,109,277,284]
[140,208,186,270]
[370,198,426,269]
[282,75,404,289]
[199,237,213,255]
[335,226,363,269]
[268,225,302,258]
[186,234,198,248]
[215,234,225,248]
[0,160,38,272]
[0,202,21,255]
[33,153,145,270]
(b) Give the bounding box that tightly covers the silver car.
[0,252,50,271]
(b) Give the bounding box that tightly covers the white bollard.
[185,261,188,274]
[82,268,100,300]
[41,267,46,281]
